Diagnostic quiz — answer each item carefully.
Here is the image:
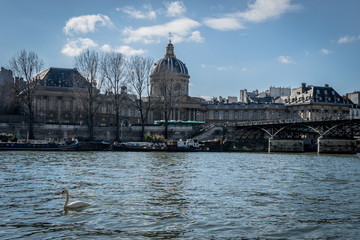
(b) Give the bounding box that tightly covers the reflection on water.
[1,151,360,239]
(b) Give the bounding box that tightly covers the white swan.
[61,189,91,209]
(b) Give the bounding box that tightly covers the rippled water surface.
[1,151,360,239]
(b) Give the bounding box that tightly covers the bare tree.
[128,56,154,141]
[9,50,44,139]
[157,78,176,139]
[101,52,127,142]
[74,50,107,141]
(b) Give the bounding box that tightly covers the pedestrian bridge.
[225,118,360,154]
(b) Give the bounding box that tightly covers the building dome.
[151,41,189,76]
[150,40,190,97]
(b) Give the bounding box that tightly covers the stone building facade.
[0,67,16,114]
[33,67,139,126]
[284,83,352,121]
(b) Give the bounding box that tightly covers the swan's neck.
[64,191,69,207]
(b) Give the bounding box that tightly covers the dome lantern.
[165,40,175,58]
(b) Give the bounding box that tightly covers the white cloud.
[203,17,245,31]
[99,44,146,56]
[278,55,295,64]
[188,31,204,43]
[61,38,98,57]
[122,5,156,20]
[114,46,146,56]
[216,66,234,71]
[235,0,301,23]
[63,14,113,35]
[337,35,360,44]
[305,50,310,56]
[204,0,300,31]
[166,1,186,17]
[100,44,112,52]
[123,17,201,44]
[321,48,331,55]
[201,64,206,68]
[216,67,227,71]
[242,67,247,72]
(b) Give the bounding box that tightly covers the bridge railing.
[229,116,353,127]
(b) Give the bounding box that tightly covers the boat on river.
[0,140,78,151]
[166,139,205,152]
[112,141,166,151]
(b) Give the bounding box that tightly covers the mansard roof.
[36,67,87,88]
[288,84,352,105]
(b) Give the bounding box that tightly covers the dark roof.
[151,41,189,76]
[151,57,189,76]
[289,84,351,104]
[37,67,86,88]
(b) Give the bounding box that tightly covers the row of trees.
[7,49,155,141]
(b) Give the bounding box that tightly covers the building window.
[64,99,71,110]
[209,111,214,120]
[49,97,56,109]
[229,111,234,120]
[219,111,224,120]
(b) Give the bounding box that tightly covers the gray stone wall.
[0,123,196,142]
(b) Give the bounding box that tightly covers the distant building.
[239,89,248,103]
[0,67,16,114]
[269,86,291,97]
[33,67,139,126]
[240,86,290,104]
[0,67,13,85]
[285,83,352,121]
[347,91,360,106]
[227,96,238,103]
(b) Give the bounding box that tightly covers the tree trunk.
[28,105,34,139]
[164,111,169,139]
[164,123,168,139]
[115,110,120,142]
[88,115,94,141]
[141,124,145,141]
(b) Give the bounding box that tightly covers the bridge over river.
[222,118,360,154]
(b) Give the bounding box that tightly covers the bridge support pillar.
[317,138,357,154]
[268,139,304,153]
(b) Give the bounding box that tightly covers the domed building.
[150,40,189,97]
[148,40,207,122]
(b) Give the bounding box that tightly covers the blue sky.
[1,0,359,99]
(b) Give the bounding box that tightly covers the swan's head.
[61,189,68,194]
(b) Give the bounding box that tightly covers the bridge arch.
[272,123,322,139]
[235,125,273,139]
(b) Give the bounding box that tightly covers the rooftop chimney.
[301,83,306,93]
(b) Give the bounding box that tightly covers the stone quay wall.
[0,123,196,142]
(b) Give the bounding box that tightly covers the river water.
[1,151,360,239]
